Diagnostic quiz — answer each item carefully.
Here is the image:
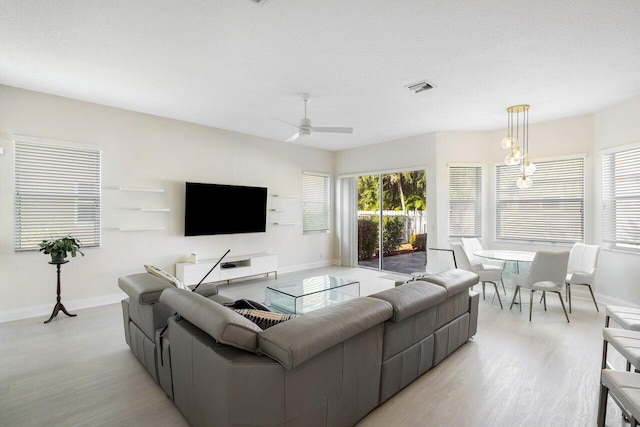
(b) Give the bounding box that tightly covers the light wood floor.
[0,266,629,426]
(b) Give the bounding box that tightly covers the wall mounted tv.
[184,182,268,236]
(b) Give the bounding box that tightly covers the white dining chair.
[451,243,503,309]
[509,251,570,322]
[565,243,601,313]
[460,237,506,294]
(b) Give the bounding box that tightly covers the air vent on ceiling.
[406,80,435,94]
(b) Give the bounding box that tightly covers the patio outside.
[357,170,427,275]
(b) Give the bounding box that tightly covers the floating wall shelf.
[271,194,299,198]
[269,208,286,212]
[272,222,298,226]
[116,186,168,230]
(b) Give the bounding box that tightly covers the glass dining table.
[473,250,536,305]
[472,250,535,273]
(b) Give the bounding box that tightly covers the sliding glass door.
[357,170,427,274]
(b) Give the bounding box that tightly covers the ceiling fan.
[285,94,354,142]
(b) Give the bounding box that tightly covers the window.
[495,156,584,243]
[602,143,640,252]
[303,172,330,234]
[449,165,482,238]
[14,138,101,251]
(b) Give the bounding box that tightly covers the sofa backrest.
[421,268,478,328]
[119,272,173,305]
[368,281,446,323]
[258,297,393,369]
[160,287,262,353]
[422,268,479,296]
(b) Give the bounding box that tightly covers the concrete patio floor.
[358,250,428,275]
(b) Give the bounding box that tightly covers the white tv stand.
[176,253,277,285]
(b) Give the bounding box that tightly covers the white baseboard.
[595,292,640,309]
[0,292,125,323]
[277,259,339,275]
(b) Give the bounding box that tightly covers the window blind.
[303,172,330,234]
[449,166,482,238]
[14,140,101,251]
[495,157,584,243]
[602,144,640,251]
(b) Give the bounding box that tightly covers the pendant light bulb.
[505,154,518,166]
[501,136,512,149]
[516,176,533,189]
[513,145,522,161]
[524,161,536,175]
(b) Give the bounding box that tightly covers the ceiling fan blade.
[312,127,353,134]
[274,118,299,128]
[285,132,300,142]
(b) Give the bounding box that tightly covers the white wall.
[334,133,437,244]
[0,85,336,321]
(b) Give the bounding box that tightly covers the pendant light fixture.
[501,104,535,188]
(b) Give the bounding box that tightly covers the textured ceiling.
[1,0,640,151]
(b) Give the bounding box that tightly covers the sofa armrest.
[258,297,392,369]
[118,273,173,305]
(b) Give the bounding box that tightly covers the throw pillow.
[233,309,298,330]
[144,264,190,291]
[223,299,272,312]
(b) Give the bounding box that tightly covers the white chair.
[565,243,601,313]
[460,237,506,294]
[509,251,570,322]
[451,243,503,309]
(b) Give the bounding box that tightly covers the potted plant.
[38,235,85,263]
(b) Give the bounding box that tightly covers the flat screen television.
[185,182,268,236]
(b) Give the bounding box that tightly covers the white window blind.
[602,144,640,251]
[14,139,101,251]
[496,157,584,243]
[449,165,482,238]
[303,172,330,234]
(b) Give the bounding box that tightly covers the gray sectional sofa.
[118,269,479,426]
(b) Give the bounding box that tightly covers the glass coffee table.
[265,275,360,314]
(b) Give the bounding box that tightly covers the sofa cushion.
[369,281,447,323]
[234,309,298,330]
[159,287,262,353]
[422,269,479,296]
[144,265,190,291]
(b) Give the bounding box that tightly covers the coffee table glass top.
[265,275,360,314]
